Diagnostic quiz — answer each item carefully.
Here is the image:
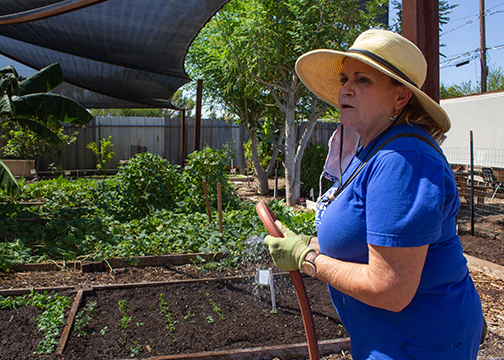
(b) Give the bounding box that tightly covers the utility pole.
[480,0,487,93]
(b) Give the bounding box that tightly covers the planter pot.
[1,159,36,178]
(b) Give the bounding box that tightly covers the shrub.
[182,146,239,212]
[93,152,183,220]
[300,143,332,199]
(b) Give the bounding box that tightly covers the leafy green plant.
[0,63,93,196]
[74,301,97,337]
[158,293,178,334]
[300,142,331,198]
[182,145,240,212]
[93,152,183,220]
[86,136,116,173]
[0,289,72,354]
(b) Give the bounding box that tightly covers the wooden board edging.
[0,285,76,297]
[56,289,84,355]
[10,253,223,273]
[465,253,504,280]
[0,273,292,297]
[122,338,351,360]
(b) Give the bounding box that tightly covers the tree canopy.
[187,0,388,204]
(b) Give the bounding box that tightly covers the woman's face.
[338,58,407,146]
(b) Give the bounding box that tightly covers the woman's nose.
[340,81,355,96]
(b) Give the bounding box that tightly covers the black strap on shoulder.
[367,133,447,163]
[327,132,446,203]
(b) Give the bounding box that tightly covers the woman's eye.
[339,77,348,84]
[357,77,370,84]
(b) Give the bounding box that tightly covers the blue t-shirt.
[317,124,483,360]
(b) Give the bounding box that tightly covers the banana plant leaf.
[0,73,19,96]
[11,93,93,125]
[0,94,14,117]
[0,65,18,78]
[0,159,20,197]
[18,63,64,96]
[12,118,61,144]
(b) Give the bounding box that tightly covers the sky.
[436,0,504,86]
[1,0,503,90]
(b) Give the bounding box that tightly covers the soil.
[0,178,503,360]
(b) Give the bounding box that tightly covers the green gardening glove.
[300,233,313,245]
[264,220,314,271]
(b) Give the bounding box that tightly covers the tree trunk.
[248,131,269,195]
[283,94,327,206]
[284,97,298,206]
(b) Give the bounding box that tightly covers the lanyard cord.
[321,130,444,208]
[323,107,409,205]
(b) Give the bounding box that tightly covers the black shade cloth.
[0,0,228,108]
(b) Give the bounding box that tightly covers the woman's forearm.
[313,244,428,312]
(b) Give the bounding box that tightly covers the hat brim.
[295,49,451,133]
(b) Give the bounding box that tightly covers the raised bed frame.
[0,274,351,359]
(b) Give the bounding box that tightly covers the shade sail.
[0,0,229,108]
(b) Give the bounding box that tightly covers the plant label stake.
[256,268,277,312]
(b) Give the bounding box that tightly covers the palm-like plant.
[0,63,93,196]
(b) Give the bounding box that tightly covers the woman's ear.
[396,85,413,109]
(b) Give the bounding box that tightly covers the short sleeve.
[364,149,446,247]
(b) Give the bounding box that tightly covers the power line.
[440,6,504,37]
[440,44,504,69]
[440,19,474,37]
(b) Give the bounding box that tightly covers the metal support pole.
[193,79,203,152]
[180,109,186,167]
[470,131,475,235]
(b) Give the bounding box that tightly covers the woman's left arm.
[314,244,428,312]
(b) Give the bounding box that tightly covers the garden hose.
[256,202,319,360]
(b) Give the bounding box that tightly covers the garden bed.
[0,275,349,359]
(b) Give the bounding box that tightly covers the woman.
[264,29,484,359]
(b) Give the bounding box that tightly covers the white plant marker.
[256,268,277,312]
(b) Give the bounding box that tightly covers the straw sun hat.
[295,29,451,133]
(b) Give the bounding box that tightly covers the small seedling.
[158,293,178,334]
[127,340,141,357]
[206,292,225,320]
[183,311,195,320]
[74,301,97,337]
[118,300,132,329]
[100,326,108,335]
[206,315,214,323]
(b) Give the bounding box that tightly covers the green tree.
[389,0,458,41]
[0,63,93,196]
[187,7,284,195]
[440,65,504,99]
[187,0,386,205]
[86,135,116,173]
